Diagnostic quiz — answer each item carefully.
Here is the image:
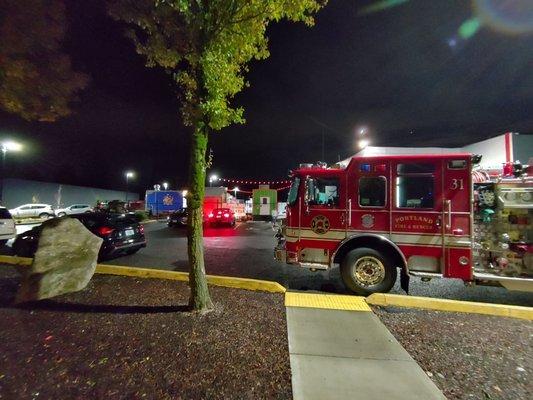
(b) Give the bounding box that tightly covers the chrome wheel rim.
[354,256,385,287]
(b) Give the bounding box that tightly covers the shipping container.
[145,190,184,216]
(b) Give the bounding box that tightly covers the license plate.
[125,229,134,236]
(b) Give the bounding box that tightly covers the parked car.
[9,204,54,219]
[207,208,236,227]
[55,204,93,217]
[167,209,188,227]
[0,207,16,245]
[12,212,146,260]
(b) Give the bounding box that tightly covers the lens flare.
[459,17,482,39]
[474,0,533,35]
[359,0,410,15]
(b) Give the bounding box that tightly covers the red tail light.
[97,226,114,236]
[139,225,144,234]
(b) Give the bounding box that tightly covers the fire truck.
[274,154,533,295]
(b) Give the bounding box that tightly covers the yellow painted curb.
[0,255,32,266]
[0,255,286,294]
[285,291,371,311]
[366,293,533,321]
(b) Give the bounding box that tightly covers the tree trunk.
[187,122,213,312]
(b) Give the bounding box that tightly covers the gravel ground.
[375,306,533,400]
[0,266,291,400]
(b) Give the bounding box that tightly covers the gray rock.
[16,217,103,302]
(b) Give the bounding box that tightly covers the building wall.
[1,178,139,209]
[345,133,532,170]
[462,134,507,169]
[514,133,533,164]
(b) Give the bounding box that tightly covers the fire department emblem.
[311,215,330,234]
[162,194,174,206]
[362,214,374,228]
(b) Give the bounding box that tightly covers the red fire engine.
[274,154,533,295]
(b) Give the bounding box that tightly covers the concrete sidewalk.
[285,292,445,400]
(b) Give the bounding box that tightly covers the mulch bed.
[375,306,533,400]
[0,266,291,399]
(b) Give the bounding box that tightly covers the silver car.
[9,204,54,219]
[0,207,16,245]
[55,204,93,217]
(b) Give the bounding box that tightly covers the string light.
[229,184,291,192]
[221,178,291,185]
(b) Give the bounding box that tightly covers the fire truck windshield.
[287,177,300,205]
[307,177,339,206]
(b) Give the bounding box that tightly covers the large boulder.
[16,217,103,302]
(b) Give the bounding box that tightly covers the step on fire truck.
[274,154,533,295]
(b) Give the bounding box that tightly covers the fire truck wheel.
[340,248,397,295]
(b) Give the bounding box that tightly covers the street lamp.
[209,174,219,187]
[125,171,135,203]
[0,140,23,204]
[233,186,239,199]
[358,139,369,149]
[162,182,169,190]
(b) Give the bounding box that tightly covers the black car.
[167,209,188,227]
[13,213,146,260]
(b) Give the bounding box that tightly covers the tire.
[57,212,66,217]
[39,213,50,218]
[340,247,397,296]
[126,248,140,255]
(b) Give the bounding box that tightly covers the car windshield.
[287,177,300,206]
[106,214,138,226]
[74,213,137,227]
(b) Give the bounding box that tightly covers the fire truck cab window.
[396,163,435,209]
[307,177,339,206]
[287,177,300,206]
[397,163,435,174]
[396,176,434,208]
[359,177,386,207]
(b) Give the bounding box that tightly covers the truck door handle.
[348,199,352,226]
[445,200,452,230]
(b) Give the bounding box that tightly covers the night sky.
[0,0,531,195]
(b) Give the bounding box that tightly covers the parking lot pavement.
[102,221,531,307]
[2,220,532,307]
